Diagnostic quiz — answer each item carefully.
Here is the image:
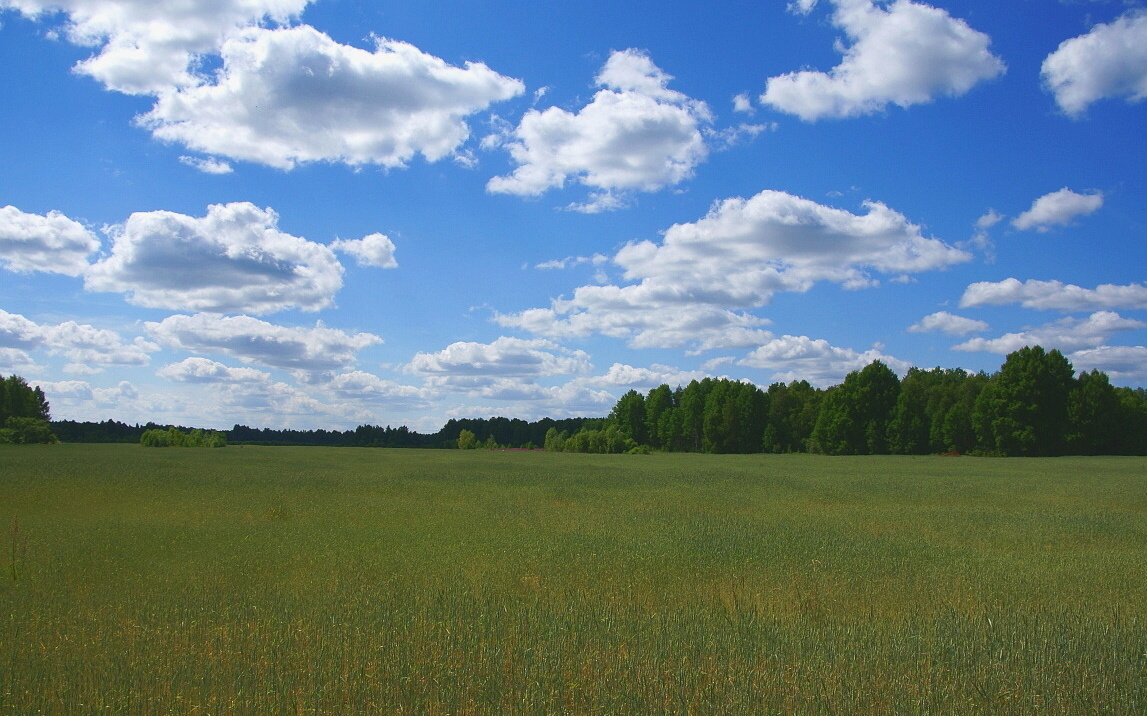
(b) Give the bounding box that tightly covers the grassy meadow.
[1,444,1145,714]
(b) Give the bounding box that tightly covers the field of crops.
[2,445,1145,714]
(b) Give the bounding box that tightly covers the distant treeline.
[549,346,1147,457]
[51,416,599,450]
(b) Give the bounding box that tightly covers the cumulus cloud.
[326,370,428,408]
[1069,345,1147,385]
[953,311,1145,355]
[157,357,270,384]
[31,378,155,423]
[85,202,344,314]
[577,362,710,391]
[331,232,398,269]
[907,311,989,335]
[498,301,770,354]
[0,308,156,372]
[497,189,969,351]
[0,205,101,276]
[140,26,524,170]
[738,334,910,387]
[145,313,381,375]
[2,0,308,94]
[179,156,234,174]
[0,347,41,374]
[762,0,1005,120]
[960,278,1147,312]
[408,337,591,390]
[1042,11,1147,117]
[440,379,618,422]
[1011,188,1103,232]
[486,49,712,210]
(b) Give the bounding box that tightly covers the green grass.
[2,445,1145,714]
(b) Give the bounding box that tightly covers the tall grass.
[1,445,1144,713]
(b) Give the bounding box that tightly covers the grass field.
[1,445,1145,714]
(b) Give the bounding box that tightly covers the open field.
[1,445,1145,714]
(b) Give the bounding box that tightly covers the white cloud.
[1011,188,1103,232]
[486,49,712,208]
[577,362,709,391]
[85,202,344,314]
[408,337,591,388]
[534,254,608,271]
[0,205,101,276]
[1042,11,1147,117]
[497,301,770,353]
[732,92,755,114]
[2,0,308,94]
[331,232,398,269]
[212,379,375,428]
[953,311,1145,355]
[440,379,618,422]
[739,334,910,387]
[0,309,45,351]
[32,378,154,423]
[497,189,969,351]
[140,26,524,170]
[960,278,1147,312]
[326,370,429,409]
[0,308,156,372]
[34,379,94,404]
[145,313,381,375]
[1069,345,1147,385]
[962,208,1003,259]
[789,0,819,15]
[0,347,41,374]
[762,0,1005,120]
[157,357,270,384]
[907,311,989,335]
[179,156,234,174]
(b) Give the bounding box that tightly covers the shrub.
[0,417,57,444]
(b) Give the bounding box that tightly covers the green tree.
[675,379,713,452]
[643,384,674,449]
[1066,370,1123,455]
[0,375,55,444]
[763,380,821,453]
[456,429,477,450]
[811,361,900,455]
[610,390,647,445]
[974,346,1075,456]
[543,427,567,452]
[1,374,51,423]
[888,367,985,454]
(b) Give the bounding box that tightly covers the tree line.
[49,414,599,449]
[547,346,1147,457]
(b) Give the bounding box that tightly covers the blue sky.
[1,0,1146,431]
